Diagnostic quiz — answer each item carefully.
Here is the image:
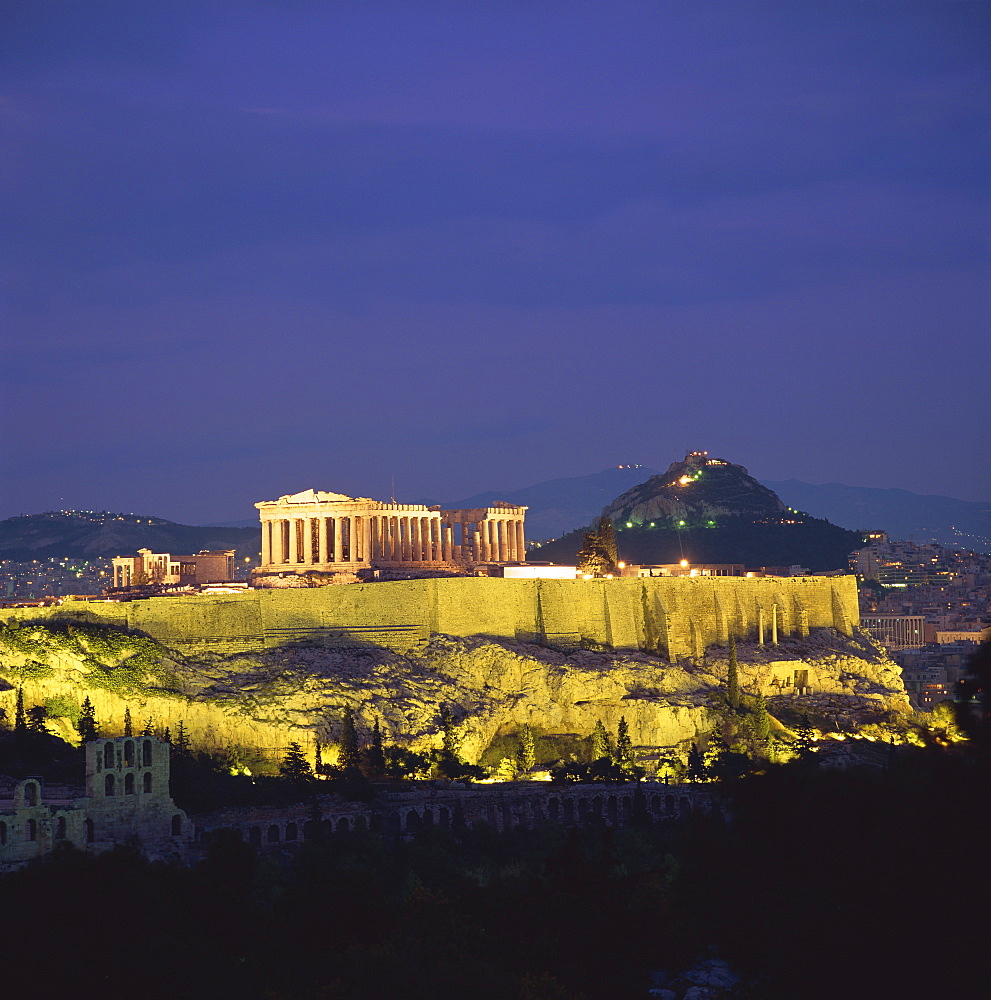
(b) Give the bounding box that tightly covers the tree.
[616,716,634,769]
[439,705,461,762]
[576,517,618,577]
[751,693,771,742]
[516,723,536,773]
[26,705,48,734]
[727,636,741,710]
[174,720,190,756]
[591,720,612,762]
[141,717,154,737]
[686,743,707,782]
[161,726,171,745]
[123,707,132,737]
[794,714,816,758]
[77,696,99,742]
[337,708,361,773]
[364,717,386,777]
[279,741,312,781]
[14,687,26,734]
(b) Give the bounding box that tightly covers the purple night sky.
[3,1,989,524]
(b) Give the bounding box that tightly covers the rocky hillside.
[0,618,910,766]
[0,511,258,562]
[604,452,789,526]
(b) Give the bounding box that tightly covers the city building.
[860,613,927,650]
[253,489,527,584]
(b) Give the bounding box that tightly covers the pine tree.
[123,707,132,737]
[591,720,611,762]
[727,636,740,710]
[338,708,361,772]
[516,723,536,773]
[280,741,313,781]
[142,717,154,737]
[26,705,48,734]
[162,726,172,745]
[78,696,99,742]
[14,688,26,734]
[174,720,190,755]
[314,741,324,776]
[616,716,633,766]
[597,516,618,568]
[686,743,707,782]
[752,693,771,742]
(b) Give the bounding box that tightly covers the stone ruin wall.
[1,575,859,658]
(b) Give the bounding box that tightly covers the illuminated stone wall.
[2,575,858,659]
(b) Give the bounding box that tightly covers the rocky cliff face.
[603,452,789,528]
[0,618,910,765]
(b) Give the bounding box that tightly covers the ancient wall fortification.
[2,575,858,659]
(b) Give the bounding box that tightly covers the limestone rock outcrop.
[0,618,909,766]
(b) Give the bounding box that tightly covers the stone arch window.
[55,816,67,839]
[26,818,37,841]
[105,773,115,796]
[0,821,7,845]
[302,820,317,841]
[24,782,38,806]
[124,773,135,795]
[665,794,675,813]
[285,822,298,841]
[248,827,261,846]
[143,772,153,793]
[104,742,115,769]
[124,741,135,766]
[142,740,153,766]
[267,825,280,843]
[85,818,94,843]
[172,816,183,836]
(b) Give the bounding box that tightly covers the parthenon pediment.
[278,489,357,505]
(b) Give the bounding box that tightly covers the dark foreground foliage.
[2,748,989,1000]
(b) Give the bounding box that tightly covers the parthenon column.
[515,520,524,561]
[318,516,328,564]
[443,523,453,561]
[362,516,371,563]
[333,517,343,564]
[303,518,314,564]
[261,521,271,566]
[498,521,508,561]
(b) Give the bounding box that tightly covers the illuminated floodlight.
[677,520,686,527]
[680,559,689,568]
[678,475,692,486]
[617,561,625,569]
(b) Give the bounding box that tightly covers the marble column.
[772,603,779,645]
[443,522,453,561]
[515,520,524,561]
[261,521,271,566]
[333,517,343,564]
[303,518,314,564]
[318,516,328,564]
[362,516,371,563]
[498,521,508,561]
[410,517,420,562]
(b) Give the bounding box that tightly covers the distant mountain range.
[0,512,258,562]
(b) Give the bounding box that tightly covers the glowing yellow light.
[678,475,692,486]
[680,559,689,568]
[617,561,625,569]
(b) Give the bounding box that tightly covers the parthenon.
[254,489,527,583]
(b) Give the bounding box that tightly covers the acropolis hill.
[0,575,911,763]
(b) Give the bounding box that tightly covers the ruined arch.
[124,773,135,794]
[143,772,153,793]
[104,742,115,769]
[267,824,280,843]
[142,740,153,766]
[105,773,115,796]
[124,741,135,766]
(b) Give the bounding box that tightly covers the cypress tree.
[280,741,312,781]
[616,716,633,766]
[174,721,190,755]
[687,743,707,782]
[591,720,611,762]
[162,726,172,745]
[314,741,324,776]
[366,718,386,776]
[77,696,99,742]
[141,717,154,737]
[338,708,361,772]
[516,723,536,773]
[439,706,461,763]
[727,636,740,710]
[14,688,26,733]
[752,693,771,741]
[123,707,132,737]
